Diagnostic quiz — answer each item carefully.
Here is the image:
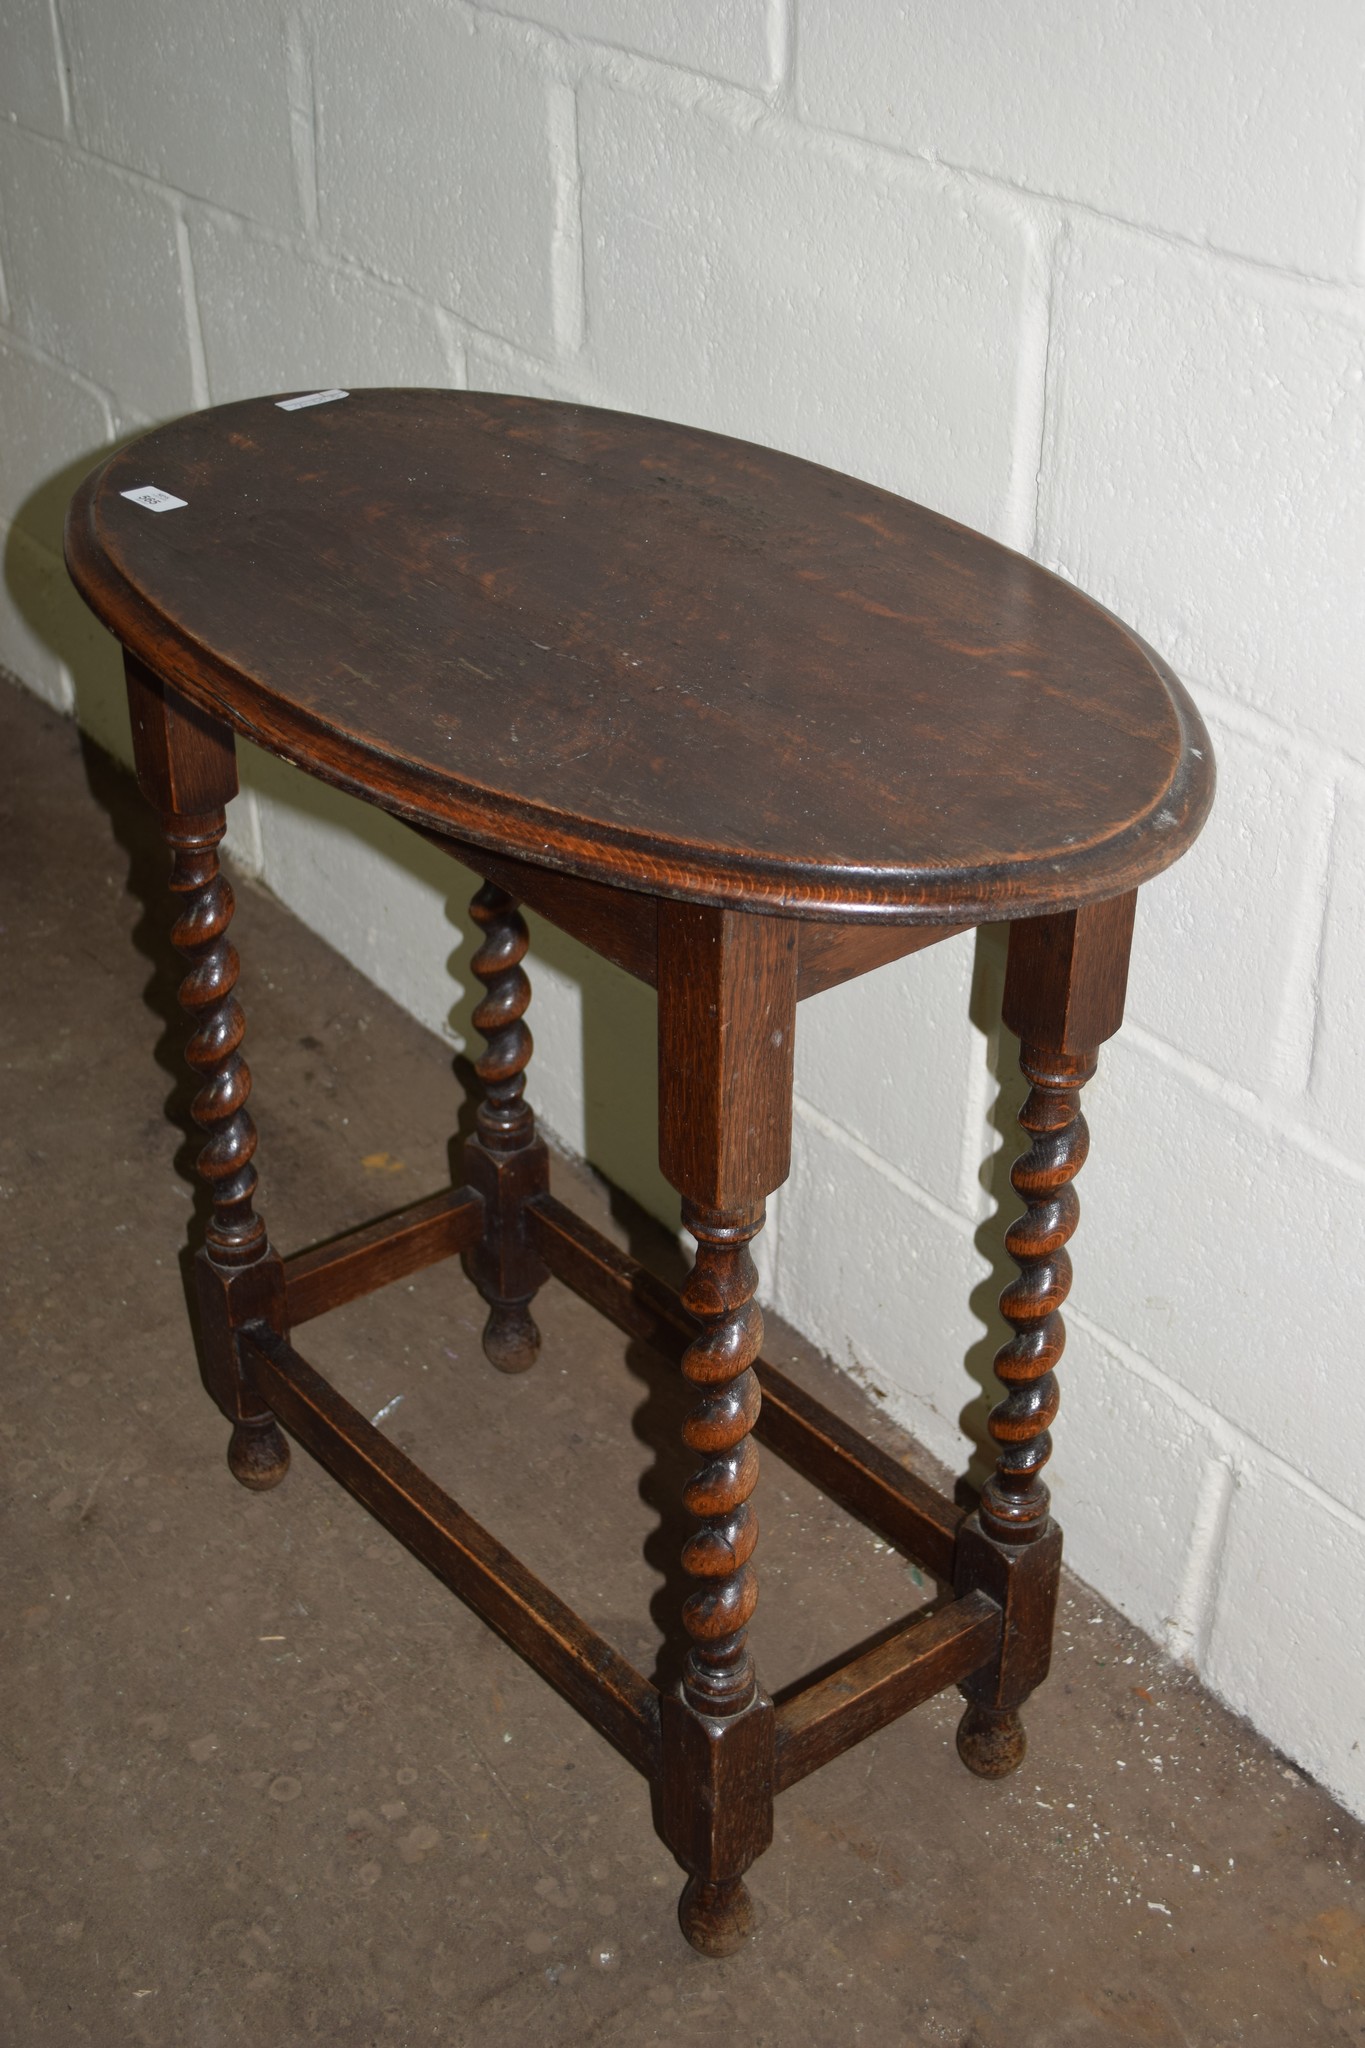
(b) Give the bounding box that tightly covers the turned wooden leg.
[954,1044,1087,1776]
[956,894,1136,1775]
[655,903,797,1956]
[676,1200,764,1718]
[664,1197,768,1956]
[461,881,549,1372]
[125,656,290,1490]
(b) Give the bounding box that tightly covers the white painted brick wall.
[1122,701,1334,1090]
[61,0,301,231]
[578,78,1038,535]
[0,517,77,710]
[777,1104,987,1443]
[1310,782,1365,1155]
[1046,1322,1224,1655]
[796,2,1365,279]
[190,213,461,403]
[312,3,572,354]
[479,0,781,93]
[1080,1037,1365,1511]
[1038,225,1365,764]
[1206,1463,1365,1808]
[795,934,978,1219]
[0,0,69,139]
[0,128,196,417]
[3,0,1363,1821]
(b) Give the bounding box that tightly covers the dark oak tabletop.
[65,390,1212,923]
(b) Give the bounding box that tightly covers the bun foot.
[956,1701,1027,1779]
[227,1417,291,1491]
[678,1876,755,1957]
[481,1302,541,1374]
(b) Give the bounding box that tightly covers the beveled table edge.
[64,424,1215,927]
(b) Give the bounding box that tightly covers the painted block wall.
[3,1,1363,1817]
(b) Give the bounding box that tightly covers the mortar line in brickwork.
[434,312,470,390]
[44,0,73,137]
[1065,1300,1365,1543]
[460,329,586,394]
[956,1022,998,1226]
[757,1178,784,1310]
[1178,672,1365,799]
[1267,778,1336,1098]
[163,180,532,357]
[766,0,792,95]
[1006,214,1058,556]
[957,936,1005,1222]
[189,210,482,329]
[0,324,116,424]
[467,3,781,106]
[887,156,1365,300]
[0,123,293,254]
[792,1091,980,1240]
[548,80,585,356]
[1,120,498,349]
[173,214,210,410]
[459,1,579,73]
[1164,1452,1237,1667]
[1120,1019,1365,1191]
[286,14,321,237]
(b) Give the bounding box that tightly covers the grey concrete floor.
[2,673,1362,2047]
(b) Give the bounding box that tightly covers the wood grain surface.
[66,390,1213,923]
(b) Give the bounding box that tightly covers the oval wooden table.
[66,390,1214,1958]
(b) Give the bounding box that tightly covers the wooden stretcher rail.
[525,1194,964,1580]
[283,1186,484,1326]
[772,1591,1002,1791]
[241,1329,660,1778]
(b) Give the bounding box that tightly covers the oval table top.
[65,389,1212,924]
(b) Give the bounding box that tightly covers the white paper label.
[120,485,188,513]
[276,388,349,411]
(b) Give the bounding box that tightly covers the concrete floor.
[2,672,1362,2047]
